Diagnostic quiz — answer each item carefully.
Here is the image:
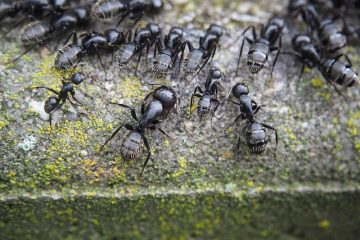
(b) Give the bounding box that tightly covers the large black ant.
[190,64,225,120]
[152,27,185,78]
[31,72,87,126]
[100,85,178,177]
[287,33,357,94]
[115,23,161,74]
[92,0,163,26]
[227,83,278,154]
[183,24,224,76]
[237,16,285,78]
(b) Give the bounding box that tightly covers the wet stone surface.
[0,0,360,239]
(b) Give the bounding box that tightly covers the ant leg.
[149,126,173,139]
[2,14,32,37]
[228,114,245,128]
[32,87,59,95]
[210,98,220,123]
[237,135,242,161]
[261,123,278,150]
[9,45,38,63]
[190,86,203,114]
[134,46,145,75]
[117,12,130,27]
[343,54,353,68]
[269,37,282,81]
[140,134,151,177]
[131,12,144,27]
[237,37,246,76]
[226,99,240,106]
[94,46,107,76]
[109,102,138,121]
[100,124,126,151]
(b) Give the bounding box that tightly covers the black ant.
[237,16,285,78]
[183,24,224,76]
[287,33,357,94]
[152,27,185,78]
[54,27,125,71]
[31,72,87,126]
[9,6,90,63]
[1,0,72,36]
[115,23,161,74]
[190,64,225,120]
[227,83,278,154]
[100,85,178,177]
[92,0,163,26]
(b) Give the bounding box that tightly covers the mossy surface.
[0,0,360,239]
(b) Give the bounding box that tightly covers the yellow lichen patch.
[346,111,360,156]
[284,128,296,141]
[222,151,234,159]
[171,156,188,178]
[246,180,254,188]
[319,219,330,230]
[163,139,170,147]
[303,67,312,74]
[311,78,324,88]
[117,76,144,100]
[31,55,78,90]
[0,120,9,130]
[1,43,20,68]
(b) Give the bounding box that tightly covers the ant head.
[73,6,90,23]
[70,72,86,85]
[207,24,224,38]
[292,33,311,48]
[288,0,307,12]
[169,27,183,37]
[44,96,60,113]
[269,16,286,30]
[49,0,70,10]
[232,83,249,98]
[147,23,161,36]
[152,86,177,110]
[210,67,222,79]
[105,29,122,46]
[150,0,164,13]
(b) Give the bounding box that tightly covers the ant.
[237,16,285,78]
[227,83,278,154]
[287,33,357,94]
[54,27,125,71]
[116,23,161,74]
[1,0,72,36]
[31,72,87,126]
[190,64,225,120]
[9,6,90,63]
[100,85,178,177]
[92,0,163,26]
[152,27,185,78]
[183,24,224,76]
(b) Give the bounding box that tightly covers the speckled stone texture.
[0,0,360,239]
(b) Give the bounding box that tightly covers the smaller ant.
[237,16,285,78]
[32,72,87,126]
[190,64,225,120]
[227,83,278,154]
[116,23,161,74]
[54,27,125,71]
[152,27,185,78]
[183,24,224,76]
[100,85,178,176]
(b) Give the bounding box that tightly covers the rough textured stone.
[0,0,360,239]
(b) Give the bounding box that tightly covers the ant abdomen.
[21,20,52,45]
[116,43,136,67]
[120,131,144,160]
[92,0,125,19]
[245,122,268,154]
